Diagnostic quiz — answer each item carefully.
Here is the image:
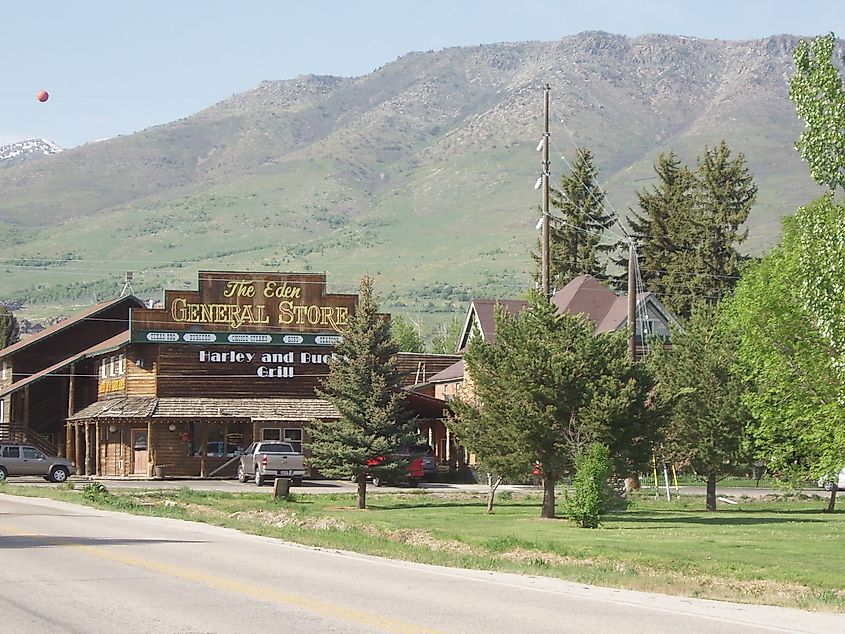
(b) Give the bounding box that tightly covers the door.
[21,446,47,476]
[131,429,148,475]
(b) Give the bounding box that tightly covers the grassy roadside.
[2,482,843,612]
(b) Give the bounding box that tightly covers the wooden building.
[1,271,451,478]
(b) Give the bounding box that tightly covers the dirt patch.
[230,509,352,532]
[381,527,476,555]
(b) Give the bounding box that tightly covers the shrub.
[81,481,110,502]
[563,443,615,528]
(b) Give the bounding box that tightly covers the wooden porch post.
[200,422,209,478]
[23,385,30,436]
[147,419,154,478]
[95,422,101,476]
[75,424,83,475]
[63,362,76,459]
[66,422,73,464]
[84,423,92,476]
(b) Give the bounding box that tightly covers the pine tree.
[307,276,418,509]
[626,151,694,301]
[650,302,750,511]
[630,143,755,319]
[535,148,616,290]
[452,292,657,519]
[0,306,19,349]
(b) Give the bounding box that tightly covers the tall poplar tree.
[789,32,845,195]
[308,276,417,509]
[535,148,616,290]
[0,306,19,349]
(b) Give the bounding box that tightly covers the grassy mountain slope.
[0,32,827,327]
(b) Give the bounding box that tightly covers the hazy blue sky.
[2,1,843,148]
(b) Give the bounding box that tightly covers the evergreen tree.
[630,143,755,319]
[0,306,19,350]
[535,148,616,290]
[650,302,750,511]
[451,292,657,519]
[626,151,695,300]
[307,277,418,509]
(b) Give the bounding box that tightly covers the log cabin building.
[0,271,454,479]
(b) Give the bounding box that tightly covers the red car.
[366,449,424,487]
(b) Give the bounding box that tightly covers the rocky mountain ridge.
[0,32,831,321]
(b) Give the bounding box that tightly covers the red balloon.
[36,90,49,103]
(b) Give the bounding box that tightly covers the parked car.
[818,467,845,491]
[0,443,76,483]
[409,443,437,479]
[367,448,424,487]
[237,441,306,486]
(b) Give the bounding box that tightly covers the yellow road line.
[0,527,441,634]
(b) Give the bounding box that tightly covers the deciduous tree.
[0,306,19,349]
[789,33,845,195]
[728,200,845,512]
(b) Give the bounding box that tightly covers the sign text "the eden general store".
[170,280,350,331]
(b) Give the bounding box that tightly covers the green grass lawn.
[2,483,842,612]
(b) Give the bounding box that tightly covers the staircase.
[0,423,58,455]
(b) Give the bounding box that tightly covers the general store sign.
[130,271,358,337]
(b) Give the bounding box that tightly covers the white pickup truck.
[237,441,306,486]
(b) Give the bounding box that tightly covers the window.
[109,356,117,377]
[118,354,126,375]
[283,428,302,453]
[101,359,107,378]
[2,446,20,458]
[23,447,44,460]
[1,362,6,381]
[262,427,281,441]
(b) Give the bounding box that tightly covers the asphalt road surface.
[1,494,842,634]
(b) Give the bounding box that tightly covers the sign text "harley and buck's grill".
[169,279,350,331]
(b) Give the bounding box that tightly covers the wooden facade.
[3,270,455,479]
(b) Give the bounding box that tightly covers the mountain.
[0,32,830,327]
[0,138,62,165]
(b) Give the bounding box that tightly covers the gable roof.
[456,275,681,351]
[457,299,528,351]
[427,359,464,383]
[0,295,143,361]
[0,330,130,399]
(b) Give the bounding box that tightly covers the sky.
[2,0,844,148]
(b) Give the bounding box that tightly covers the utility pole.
[541,83,551,300]
[627,242,637,361]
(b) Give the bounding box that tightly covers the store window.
[262,427,281,441]
[284,428,302,453]
[101,359,108,378]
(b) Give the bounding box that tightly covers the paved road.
[1,494,842,633]
[3,476,802,499]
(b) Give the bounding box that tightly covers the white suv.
[818,467,845,491]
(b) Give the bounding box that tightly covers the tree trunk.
[541,476,556,518]
[706,472,717,512]
[486,473,503,514]
[825,487,837,513]
[356,474,367,510]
